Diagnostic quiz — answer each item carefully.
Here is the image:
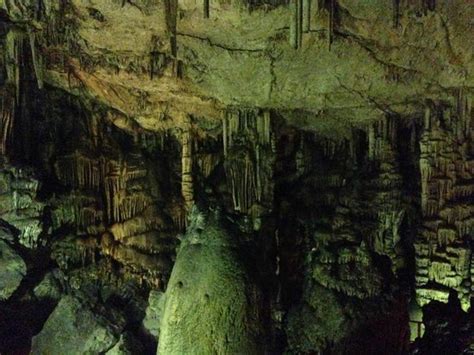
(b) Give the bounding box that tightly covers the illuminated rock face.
[415,99,473,312]
[158,209,264,354]
[0,167,45,248]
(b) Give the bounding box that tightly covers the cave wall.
[0,0,473,354]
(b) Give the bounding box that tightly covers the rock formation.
[158,208,264,354]
[0,0,472,354]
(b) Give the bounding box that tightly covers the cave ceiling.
[1,0,472,136]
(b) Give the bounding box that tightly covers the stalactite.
[28,28,43,89]
[456,88,472,141]
[223,108,273,214]
[169,200,186,231]
[164,0,178,77]
[76,236,99,266]
[368,116,397,161]
[149,36,167,80]
[5,30,25,105]
[55,152,102,190]
[416,99,473,311]
[222,112,228,156]
[223,108,271,152]
[181,131,194,210]
[111,192,151,222]
[392,0,400,28]
[197,153,219,178]
[203,0,210,18]
[303,0,311,32]
[290,0,303,49]
[0,88,16,157]
[327,0,335,50]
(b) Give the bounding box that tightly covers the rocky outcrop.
[410,297,474,354]
[0,167,45,248]
[31,295,124,354]
[0,239,26,300]
[143,290,165,339]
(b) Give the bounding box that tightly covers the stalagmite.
[158,210,264,354]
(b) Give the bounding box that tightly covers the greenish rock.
[143,290,165,338]
[0,167,45,248]
[33,270,64,301]
[0,239,26,300]
[31,296,121,355]
[286,283,347,353]
[105,332,144,355]
[158,208,264,354]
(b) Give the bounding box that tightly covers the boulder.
[105,332,144,355]
[31,296,122,354]
[0,240,26,300]
[142,290,165,338]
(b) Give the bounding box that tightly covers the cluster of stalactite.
[163,0,179,77]
[281,126,416,353]
[45,110,183,287]
[222,108,273,217]
[55,152,103,191]
[415,91,473,312]
[392,0,437,27]
[54,151,152,223]
[0,166,45,248]
[0,30,24,157]
[295,131,396,300]
[51,193,103,234]
[104,157,150,224]
[0,86,16,157]
[365,115,409,276]
[150,35,168,79]
[289,0,340,50]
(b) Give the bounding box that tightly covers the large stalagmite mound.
[158,208,264,354]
